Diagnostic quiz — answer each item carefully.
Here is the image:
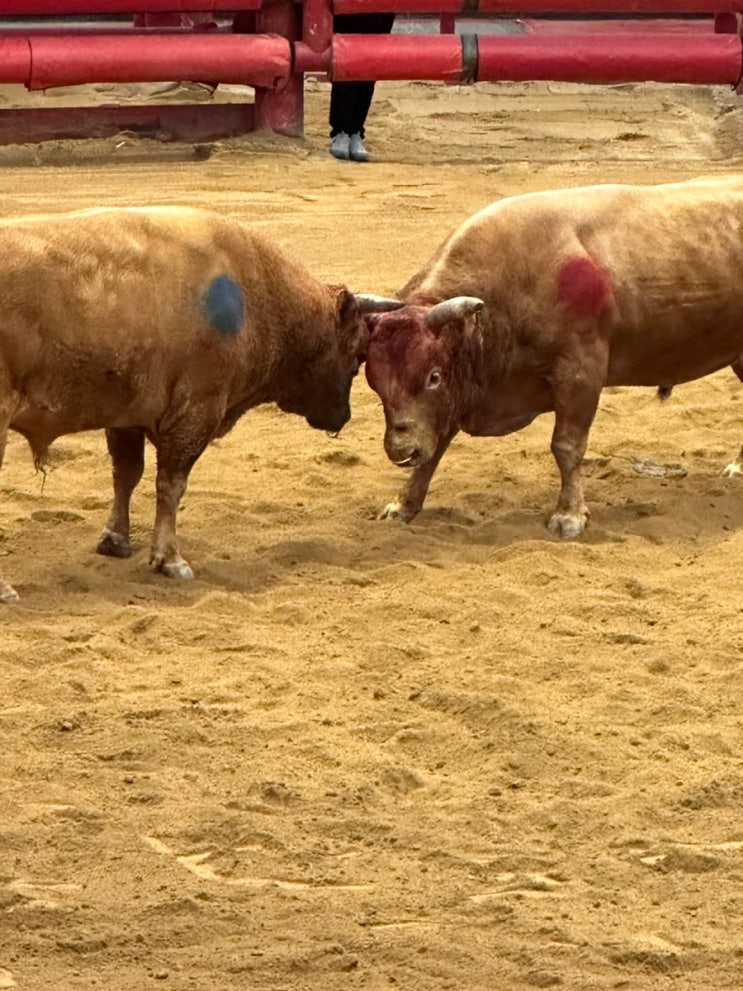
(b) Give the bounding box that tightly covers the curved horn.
[426,296,485,331]
[355,294,405,314]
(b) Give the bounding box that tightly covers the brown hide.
[365,177,743,536]
[1,207,364,453]
[0,206,369,599]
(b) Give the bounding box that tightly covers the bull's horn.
[426,296,485,330]
[355,294,405,313]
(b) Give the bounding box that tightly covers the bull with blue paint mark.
[0,206,400,602]
[363,178,743,538]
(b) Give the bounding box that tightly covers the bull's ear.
[335,287,360,327]
[334,289,403,325]
[426,296,485,345]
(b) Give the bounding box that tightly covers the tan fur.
[367,177,743,536]
[0,206,369,598]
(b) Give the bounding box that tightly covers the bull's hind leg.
[97,427,145,558]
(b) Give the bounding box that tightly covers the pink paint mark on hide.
[556,256,612,317]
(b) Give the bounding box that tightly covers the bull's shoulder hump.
[0,207,257,267]
[466,183,632,221]
[0,205,237,236]
[467,175,743,221]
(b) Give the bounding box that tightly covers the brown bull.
[364,177,743,537]
[0,206,399,603]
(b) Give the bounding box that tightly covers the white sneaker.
[330,132,350,160]
[349,133,369,162]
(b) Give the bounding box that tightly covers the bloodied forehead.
[366,308,448,393]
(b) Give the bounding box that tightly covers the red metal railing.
[1,1,743,141]
[0,1,261,12]
[5,0,743,15]
[0,33,290,90]
[477,32,742,83]
[333,1,743,10]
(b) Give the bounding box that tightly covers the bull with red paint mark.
[364,177,743,538]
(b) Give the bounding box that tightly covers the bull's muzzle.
[385,420,427,467]
[392,452,422,467]
[307,403,350,434]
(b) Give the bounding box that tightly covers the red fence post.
[255,0,304,137]
[715,12,740,32]
[303,0,333,52]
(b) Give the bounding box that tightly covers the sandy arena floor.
[2,72,743,990]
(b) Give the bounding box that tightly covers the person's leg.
[330,81,375,139]
[328,13,395,159]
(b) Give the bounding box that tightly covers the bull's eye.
[426,369,442,390]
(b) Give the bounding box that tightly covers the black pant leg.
[330,81,376,137]
[329,14,395,138]
[333,13,396,34]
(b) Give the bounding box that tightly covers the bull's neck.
[457,308,516,402]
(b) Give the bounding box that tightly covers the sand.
[2,74,743,990]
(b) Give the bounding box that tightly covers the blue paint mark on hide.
[203,275,244,335]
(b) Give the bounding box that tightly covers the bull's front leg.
[723,357,743,477]
[0,581,18,604]
[723,444,743,479]
[548,436,590,539]
[379,432,456,523]
[150,441,205,580]
[0,380,20,602]
[97,427,145,559]
[547,364,603,540]
[0,419,19,602]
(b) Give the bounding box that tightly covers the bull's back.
[412,178,743,387]
[582,181,743,384]
[0,207,257,435]
[1,207,238,348]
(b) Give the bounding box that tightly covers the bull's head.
[290,289,403,435]
[365,296,485,466]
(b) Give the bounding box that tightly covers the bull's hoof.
[722,461,743,478]
[162,561,194,580]
[97,530,132,558]
[151,554,194,580]
[0,582,19,604]
[547,510,588,540]
[378,501,415,523]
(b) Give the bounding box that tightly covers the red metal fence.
[1,1,743,144]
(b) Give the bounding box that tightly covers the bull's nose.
[391,419,416,437]
[386,421,421,463]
